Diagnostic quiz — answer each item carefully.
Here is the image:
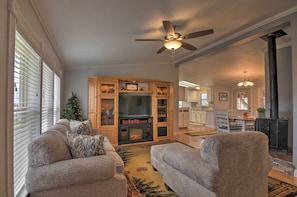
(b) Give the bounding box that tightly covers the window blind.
[41,63,53,133]
[13,31,41,195]
[53,73,61,124]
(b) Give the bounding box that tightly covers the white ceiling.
[31,0,296,87]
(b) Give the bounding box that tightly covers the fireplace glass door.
[129,128,143,141]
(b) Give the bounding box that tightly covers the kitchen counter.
[205,110,216,128]
[179,107,190,128]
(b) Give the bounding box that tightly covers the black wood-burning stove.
[255,118,288,151]
[256,30,288,152]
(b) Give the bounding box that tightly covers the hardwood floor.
[174,124,297,187]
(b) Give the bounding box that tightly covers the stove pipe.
[267,34,279,119]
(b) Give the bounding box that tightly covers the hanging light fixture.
[237,71,254,87]
[164,40,182,50]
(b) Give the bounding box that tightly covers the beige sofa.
[25,119,127,197]
[151,132,272,197]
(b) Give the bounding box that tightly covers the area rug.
[117,142,297,197]
[273,158,295,176]
[183,130,217,136]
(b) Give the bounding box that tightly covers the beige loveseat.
[151,132,272,197]
[25,119,127,197]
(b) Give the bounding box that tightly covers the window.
[13,31,61,196]
[200,93,208,106]
[236,91,249,110]
[53,74,61,124]
[14,31,41,195]
[42,63,54,133]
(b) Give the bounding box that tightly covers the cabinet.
[153,82,173,140]
[190,110,206,124]
[88,77,98,128]
[179,108,189,128]
[200,111,206,124]
[88,77,118,145]
[186,89,198,102]
[88,77,174,145]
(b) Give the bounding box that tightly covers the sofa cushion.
[69,120,92,135]
[56,119,70,129]
[28,130,72,168]
[67,132,106,158]
[103,137,116,152]
[49,123,71,136]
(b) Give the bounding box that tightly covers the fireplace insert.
[118,117,153,144]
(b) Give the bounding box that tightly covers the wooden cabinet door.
[88,77,98,128]
[88,78,97,113]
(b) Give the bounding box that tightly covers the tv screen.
[119,94,151,118]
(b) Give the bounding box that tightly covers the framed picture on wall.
[219,92,228,101]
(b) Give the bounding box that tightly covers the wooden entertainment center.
[88,76,174,146]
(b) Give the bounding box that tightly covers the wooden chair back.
[215,111,242,134]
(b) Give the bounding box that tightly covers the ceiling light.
[164,40,182,50]
[237,71,254,87]
[179,80,199,88]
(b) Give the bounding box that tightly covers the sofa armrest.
[163,146,219,192]
[26,155,115,193]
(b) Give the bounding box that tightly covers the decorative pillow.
[69,120,92,135]
[66,131,106,158]
[84,119,98,135]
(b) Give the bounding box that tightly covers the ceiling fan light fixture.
[164,40,182,50]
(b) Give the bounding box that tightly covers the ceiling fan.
[135,21,214,54]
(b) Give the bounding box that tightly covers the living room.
[1,0,297,196]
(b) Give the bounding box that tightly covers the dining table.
[233,117,256,131]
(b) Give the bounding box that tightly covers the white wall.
[213,81,232,110]
[1,0,65,196]
[1,0,9,196]
[277,46,293,148]
[63,63,179,132]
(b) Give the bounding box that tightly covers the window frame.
[13,30,61,197]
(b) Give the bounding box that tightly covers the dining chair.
[215,111,242,134]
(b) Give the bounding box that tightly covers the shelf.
[119,90,153,94]
[100,83,116,95]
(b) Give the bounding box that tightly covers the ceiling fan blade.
[181,42,197,51]
[163,21,175,35]
[183,29,214,39]
[156,46,166,54]
[135,39,163,41]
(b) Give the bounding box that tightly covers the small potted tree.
[256,107,266,118]
[63,92,84,120]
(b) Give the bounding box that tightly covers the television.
[119,93,151,118]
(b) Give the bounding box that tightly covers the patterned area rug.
[117,142,297,197]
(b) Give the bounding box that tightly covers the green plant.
[63,91,84,120]
[257,107,266,113]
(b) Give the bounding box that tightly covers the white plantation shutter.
[41,63,54,133]
[53,73,61,124]
[13,31,41,195]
